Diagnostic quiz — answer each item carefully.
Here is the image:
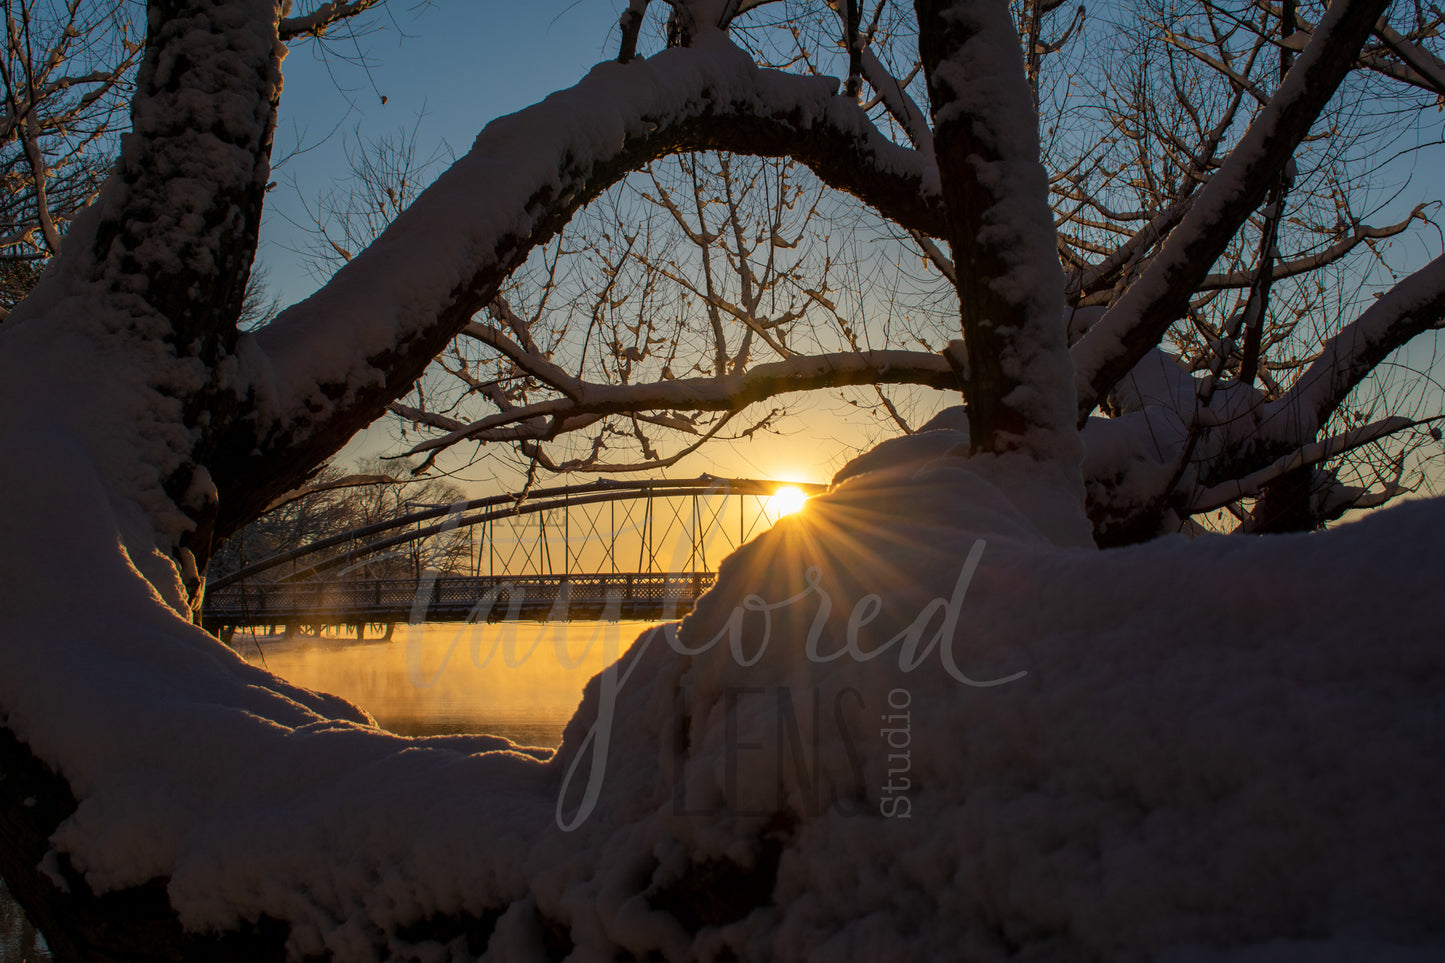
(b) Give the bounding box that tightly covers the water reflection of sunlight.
[239,621,650,747]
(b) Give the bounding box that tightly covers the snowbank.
[2,423,1443,959]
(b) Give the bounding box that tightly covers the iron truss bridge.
[202,476,823,633]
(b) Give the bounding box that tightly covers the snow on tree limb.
[1265,252,1445,441]
[860,46,934,153]
[82,0,280,357]
[1368,21,1445,96]
[1267,0,1445,97]
[1187,415,1418,512]
[459,320,585,401]
[1066,193,1197,305]
[617,0,652,63]
[237,35,942,534]
[1070,0,1393,422]
[0,0,286,574]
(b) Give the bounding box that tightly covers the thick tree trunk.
[1250,467,1322,533]
[3,1,288,593]
[915,0,1081,466]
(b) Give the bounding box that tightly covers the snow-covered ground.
[2,422,1443,960]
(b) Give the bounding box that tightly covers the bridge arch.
[203,476,824,631]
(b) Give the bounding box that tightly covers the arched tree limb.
[221,40,946,540]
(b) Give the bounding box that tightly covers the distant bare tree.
[0,0,140,315]
[207,457,471,583]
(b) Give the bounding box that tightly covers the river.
[234,619,647,744]
[0,619,648,960]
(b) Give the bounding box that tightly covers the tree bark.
[915,0,1080,463]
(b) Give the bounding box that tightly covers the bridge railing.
[203,572,718,625]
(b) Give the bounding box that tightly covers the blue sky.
[259,2,630,306]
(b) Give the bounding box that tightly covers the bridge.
[202,476,822,635]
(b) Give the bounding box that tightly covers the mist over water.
[235,620,651,747]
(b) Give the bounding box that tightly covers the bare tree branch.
[1268,253,1445,440]
[1072,0,1393,420]
[1188,415,1421,512]
[398,349,957,457]
[279,0,384,41]
[1196,207,1427,292]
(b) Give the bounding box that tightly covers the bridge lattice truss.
[203,477,822,629]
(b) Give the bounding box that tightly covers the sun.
[768,485,810,518]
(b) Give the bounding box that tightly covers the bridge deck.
[202,572,717,627]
